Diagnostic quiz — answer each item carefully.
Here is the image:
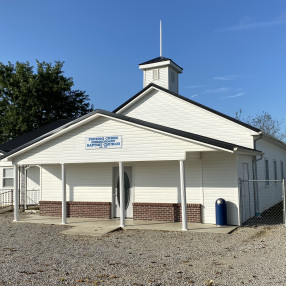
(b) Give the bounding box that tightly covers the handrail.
[0,189,13,208]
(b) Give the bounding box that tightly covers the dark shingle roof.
[113,83,261,133]
[1,109,260,159]
[0,119,72,153]
[139,56,183,70]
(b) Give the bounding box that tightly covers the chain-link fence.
[239,179,285,226]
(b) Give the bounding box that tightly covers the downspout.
[252,132,263,216]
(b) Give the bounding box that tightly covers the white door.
[26,166,40,205]
[113,166,133,218]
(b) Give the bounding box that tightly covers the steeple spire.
[138,21,183,93]
[160,20,162,57]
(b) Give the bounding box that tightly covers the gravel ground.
[1,213,286,285]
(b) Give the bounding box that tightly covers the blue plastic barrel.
[215,198,227,227]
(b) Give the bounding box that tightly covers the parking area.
[1,212,286,285]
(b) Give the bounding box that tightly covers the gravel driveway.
[0,212,286,285]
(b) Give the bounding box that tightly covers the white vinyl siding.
[256,138,286,181]
[144,66,168,89]
[120,89,255,148]
[41,164,112,202]
[13,116,217,165]
[133,161,179,203]
[133,159,203,204]
[281,161,284,179]
[201,152,238,225]
[255,138,286,214]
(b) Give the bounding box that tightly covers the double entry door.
[113,166,133,218]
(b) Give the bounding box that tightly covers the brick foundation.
[39,201,111,219]
[39,201,201,223]
[133,203,202,223]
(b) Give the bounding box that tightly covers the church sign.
[85,136,122,150]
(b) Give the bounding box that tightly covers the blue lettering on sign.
[85,136,122,150]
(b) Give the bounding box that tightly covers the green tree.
[0,61,93,144]
[235,109,286,142]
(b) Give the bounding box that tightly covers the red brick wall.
[39,201,111,219]
[133,203,201,223]
[39,201,201,222]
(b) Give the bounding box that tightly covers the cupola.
[139,56,183,93]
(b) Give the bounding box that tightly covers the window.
[3,168,13,188]
[265,160,269,184]
[153,69,159,80]
[274,160,277,180]
[281,161,284,179]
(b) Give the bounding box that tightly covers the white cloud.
[213,75,241,81]
[204,87,230,93]
[220,92,245,100]
[191,94,198,98]
[216,19,286,32]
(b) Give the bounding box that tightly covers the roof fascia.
[139,61,183,73]
[4,113,102,161]
[139,61,170,70]
[233,147,262,156]
[261,133,286,150]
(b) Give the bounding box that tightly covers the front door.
[113,166,133,218]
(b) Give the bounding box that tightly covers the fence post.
[283,178,286,227]
[237,179,242,226]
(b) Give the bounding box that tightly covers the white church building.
[0,55,286,229]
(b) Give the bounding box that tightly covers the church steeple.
[138,21,183,93]
[139,57,183,94]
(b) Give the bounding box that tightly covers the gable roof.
[113,83,261,133]
[139,56,183,71]
[0,119,72,153]
[1,109,260,160]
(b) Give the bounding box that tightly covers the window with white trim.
[274,160,277,180]
[3,168,14,188]
[153,69,159,80]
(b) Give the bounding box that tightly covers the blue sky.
[1,0,286,128]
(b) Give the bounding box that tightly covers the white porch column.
[13,164,19,222]
[119,161,125,227]
[61,163,67,225]
[180,160,188,231]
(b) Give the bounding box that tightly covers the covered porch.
[11,149,243,230]
[13,158,195,231]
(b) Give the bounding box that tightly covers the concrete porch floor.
[18,214,237,236]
